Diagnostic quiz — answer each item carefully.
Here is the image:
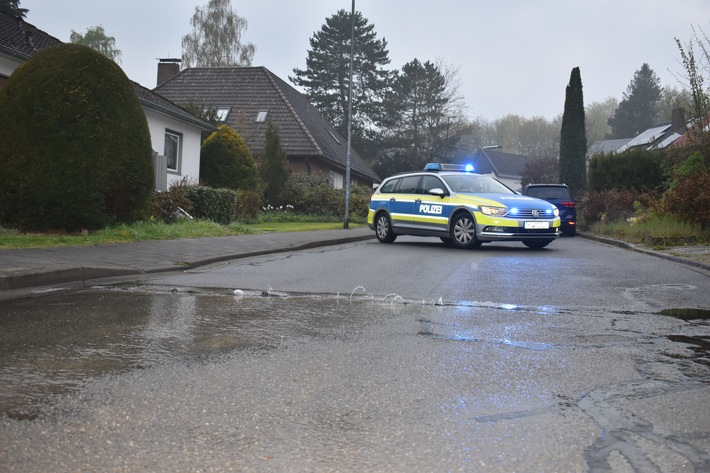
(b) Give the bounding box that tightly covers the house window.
[256,110,269,122]
[215,107,230,122]
[164,130,182,173]
[329,171,344,189]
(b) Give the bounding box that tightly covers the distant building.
[154,66,380,189]
[466,147,534,191]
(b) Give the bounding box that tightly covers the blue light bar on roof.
[423,163,475,172]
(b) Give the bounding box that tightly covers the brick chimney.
[670,108,687,132]
[157,58,181,86]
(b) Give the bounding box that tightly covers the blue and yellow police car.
[367,163,561,249]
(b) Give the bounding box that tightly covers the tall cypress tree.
[260,120,291,205]
[559,67,587,197]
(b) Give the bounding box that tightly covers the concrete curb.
[578,232,710,272]
[0,232,376,292]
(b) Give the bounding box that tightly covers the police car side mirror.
[429,188,446,198]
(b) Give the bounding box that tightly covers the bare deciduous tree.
[70,25,122,64]
[182,0,255,68]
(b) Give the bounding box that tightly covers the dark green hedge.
[183,186,238,225]
[588,149,665,193]
[0,44,153,231]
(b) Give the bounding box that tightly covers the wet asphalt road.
[1,236,709,472]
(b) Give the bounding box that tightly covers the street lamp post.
[343,0,355,229]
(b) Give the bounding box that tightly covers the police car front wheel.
[451,213,482,249]
[375,212,397,243]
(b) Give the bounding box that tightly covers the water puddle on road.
[1,287,709,422]
[0,287,414,420]
[659,307,710,320]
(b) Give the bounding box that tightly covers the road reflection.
[1,287,708,472]
[0,288,400,419]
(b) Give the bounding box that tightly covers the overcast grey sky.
[21,0,710,121]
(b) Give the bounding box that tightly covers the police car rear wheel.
[451,213,481,249]
[375,213,397,243]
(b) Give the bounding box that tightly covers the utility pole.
[343,0,355,229]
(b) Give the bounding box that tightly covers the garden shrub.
[184,186,237,225]
[663,173,710,229]
[274,173,372,219]
[581,188,641,223]
[0,44,153,231]
[200,125,262,191]
[279,173,341,216]
[236,189,263,221]
[341,185,373,219]
[151,180,194,223]
[669,151,707,186]
[663,153,710,229]
[588,149,664,193]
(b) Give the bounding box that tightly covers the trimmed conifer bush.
[0,44,153,232]
[200,125,261,191]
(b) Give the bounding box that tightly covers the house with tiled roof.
[465,147,534,191]
[154,66,380,189]
[0,11,61,85]
[587,110,689,158]
[0,12,215,190]
[669,112,710,149]
[586,139,630,158]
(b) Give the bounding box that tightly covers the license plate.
[525,221,549,229]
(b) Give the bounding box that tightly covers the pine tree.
[260,121,291,205]
[559,67,587,197]
[607,63,662,138]
[290,9,391,151]
[0,0,27,18]
[379,59,448,173]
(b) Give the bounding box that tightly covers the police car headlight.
[553,208,560,217]
[479,206,508,217]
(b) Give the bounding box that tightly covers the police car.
[368,163,561,249]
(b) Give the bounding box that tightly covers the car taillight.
[560,201,575,208]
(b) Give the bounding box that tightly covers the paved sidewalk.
[0,227,375,293]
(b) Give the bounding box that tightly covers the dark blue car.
[523,184,576,236]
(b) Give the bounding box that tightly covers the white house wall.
[143,107,203,188]
[0,54,19,78]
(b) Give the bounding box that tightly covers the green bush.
[0,44,153,231]
[340,185,373,219]
[581,188,641,224]
[236,189,262,221]
[663,154,710,229]
[184,186,237,225]
[279,173,341,216]
[200,125,262,191]
[588,149,664,193]
[151,180,194,223]
[277,173,373,218]
[151,182,237,225]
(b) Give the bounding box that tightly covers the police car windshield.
[442,174,514,194]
